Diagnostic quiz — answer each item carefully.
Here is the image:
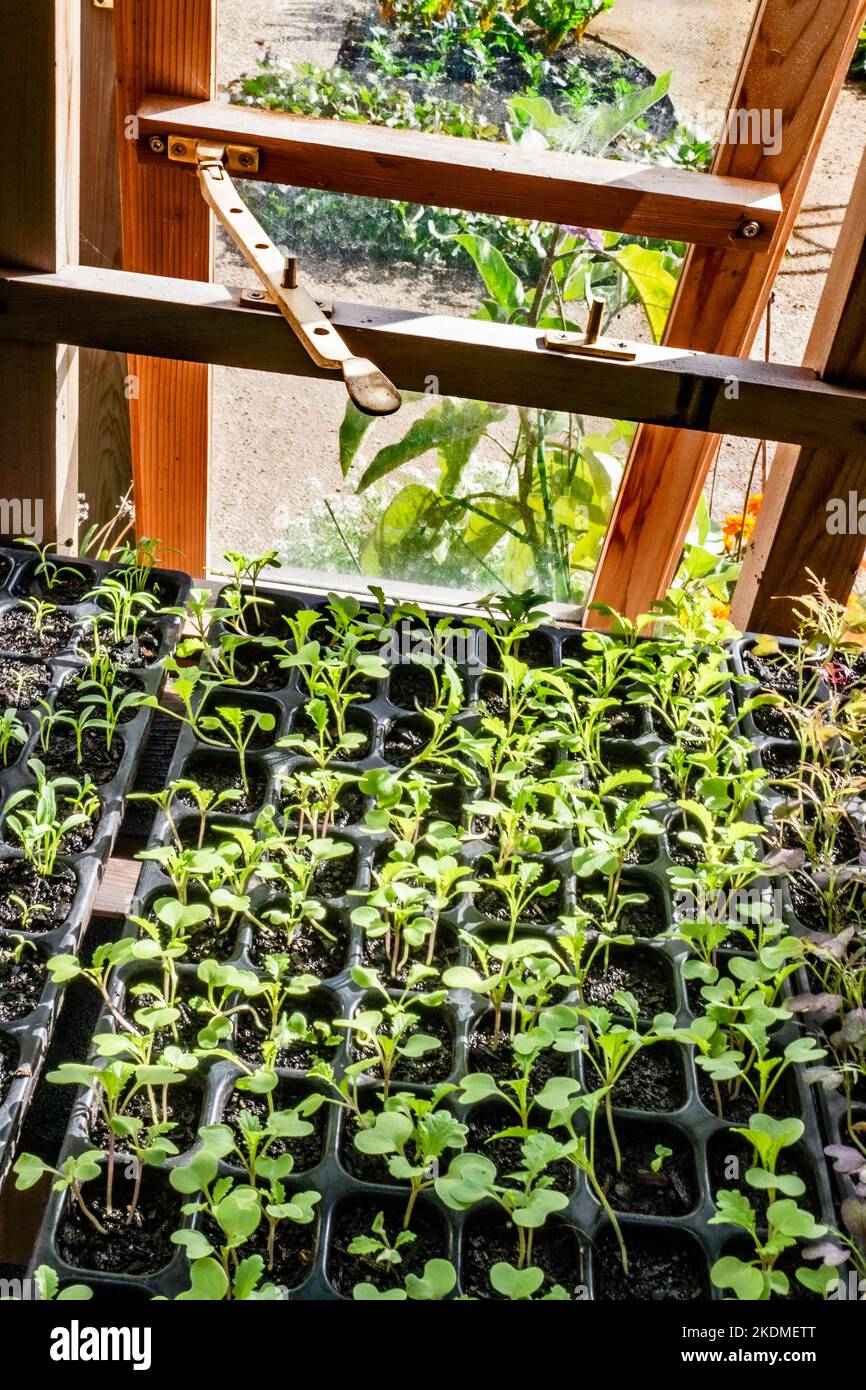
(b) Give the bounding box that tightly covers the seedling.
[0,707,27,766]
[353,1258,458,1301]
[348,1209,416,1270]
[353,1085,467,1227]
[436,1134,569,1269]
[13,1151,107,1235]
[336,965,447,1102]
[4,760,95,876]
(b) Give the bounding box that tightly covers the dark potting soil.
[0,1032,19,1103]
[220,644,288,693]
[176,752,267,814]
[355,1011,454,1086]
[76,623,163,669]
[90,1084,204,1155]
[742,649,816,702]
[161,915,239,965]
[476,864,562,925]
[0,942,47,1021]
[220,1085,328,1173]
[697,1068,800,1123]
[40,728,123,785]
[232,998,339,1072]
[706,1130,816,1225]
[388,663,450,711]
[576,882,667,938]
[249,914,349,977]
[484,629,555,672]
[462,1215,585,1300]
[291,706,373,760]
[786,878,830,933]
[56,1171,182,1275]
[594,1124,697,1217]
[56,812,100,856]
[585,946,675,1016]
[361,927,459,984]
[16,564,94,606]
[280,778,367,829]
[382,717,453,772]
[0,860,77,932]
[593,1227,709,1300]
[604,706,644,740]
[624,835,661,866]
[610,1043,686,1112]
[761,743,802,778]
[312,845,357,897]
[464,1105,574,1196]
[467,1013,568,1092]
[327,1196,448,1297]
[0,657,52,708]
[227,591,299,640]
[751,703,797,740]
[0,607,75,657]
[235,1214,318,1290]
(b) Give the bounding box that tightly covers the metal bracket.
[167,136,261,175]
[93,1,113,9]
[240,288,334,318]
[542,297,637,362]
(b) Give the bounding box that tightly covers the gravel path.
[209,0,866,567]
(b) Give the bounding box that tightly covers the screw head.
[237,152,255,169]
[739,219,762,240]
[170,140,188,158]
[148,135,167,155]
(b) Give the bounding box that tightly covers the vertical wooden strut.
[0,0,80,549]
[80,0,132,531]
[586,0,866,624]
[731,145,866,634]
[114,0,215,572]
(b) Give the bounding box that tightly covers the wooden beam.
[115,0,215,574]
[0,0,79,550]
[731,146,866,633]
[586,0,866,624]
[80,0,132,533]
[3,266,866,455]
[136,93,782,252]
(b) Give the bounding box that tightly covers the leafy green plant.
[0,707,27,766]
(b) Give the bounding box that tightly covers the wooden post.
[0,0,79,550]
[730,145,866,633]
[114,0,215,573]
[79,0,132,534]
[586,0,866,624]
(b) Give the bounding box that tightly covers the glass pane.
[211,1,757,601]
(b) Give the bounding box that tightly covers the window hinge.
[162,138,400,416]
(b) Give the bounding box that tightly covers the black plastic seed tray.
[0,546,191,1191]
[729,634,866,1210]
[27,594,834,1299]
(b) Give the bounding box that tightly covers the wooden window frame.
[1,0,865,632]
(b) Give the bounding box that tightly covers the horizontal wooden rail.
[2,266,865,453]
[136,93,782,252]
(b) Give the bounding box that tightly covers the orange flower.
[711,602,731,620]
[721,494,763,552]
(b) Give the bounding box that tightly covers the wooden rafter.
[3,266,866,460]
[586,0,866,624]
[135,92,782,251]
[114,0,215,574]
